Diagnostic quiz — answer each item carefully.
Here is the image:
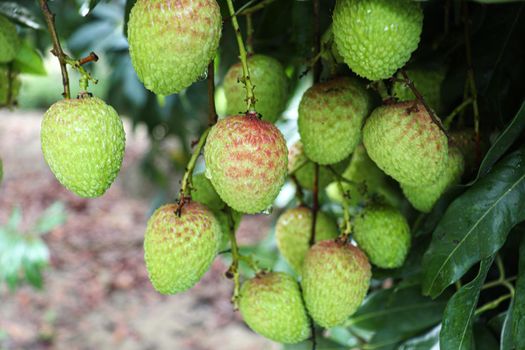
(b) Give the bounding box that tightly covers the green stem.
[475,293,512,315]
[246,14,254,55]
[225,0,256,113]
[65,57,98,92]
[226,207,242,308]
[238,0,277,15]
[327,166,352,235]
[443,97,473,129]
[309,163,319,246]
[496,254,506,280]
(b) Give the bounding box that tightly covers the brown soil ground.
[0,110,280,350]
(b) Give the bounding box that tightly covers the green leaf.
[501,300,514,350]
[0,2,43,29]
[512,236,525,348]
[475,101,525,181]
[33,202,66,235]
[422,147,525,297]
[398,325,441,350]
[13,41,46,76]
[439,257,494,350]
[79,0,102,16]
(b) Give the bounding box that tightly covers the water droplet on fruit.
[197,70,208,81]
[261,206,273,215]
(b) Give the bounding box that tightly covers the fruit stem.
[225,207,242,309]
[474,293,512,315]
[207,61,218,125]
[443,97,473,129]
[236,0,277,16]
[308,163,319,247]
[65,56,99,92]
[225,0,257,114]
[399,69,449,138]
[38,0,70,99]
[175,127,211,216]
[327,165,352,236]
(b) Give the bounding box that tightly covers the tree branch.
[207,61,218,125]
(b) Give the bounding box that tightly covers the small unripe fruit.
[288,141,348,190]
[224,55,288,123]
[41,96,126,198]
[401,146,464,213]
[333,0,423,81]
[204,115,288,214]
[144,202,220,294]
[302,240,371,328]
[191,172,225,211]
[127,0,222,95]
[239,272,311,343]
[298,77,370,165]
[353,205,411,268]
[363,101,448,186]
[275,207,339,274]
[0,15,20,63]
[392,67,446,114]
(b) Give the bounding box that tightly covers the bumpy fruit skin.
[276,207,339,274]
[144,202,220,294]
[127,0,222,95]
[0,15,20,63]
[363,101,448,186]
[224,55,288,123]
[401,146,464,213]
[288,141,348,190]
[239,272,311,343]
[332,0,423,81]
[0,65,21,106]
[204,115,288,214]
[302,240,371,328]
[192,172,225,211]
[392,67,446,114]
[353,205,411,268]
[41,97,126,198]
[298,77,370,164]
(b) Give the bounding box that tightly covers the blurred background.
[1,0,524,349]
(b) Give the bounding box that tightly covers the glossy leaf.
[422,147,525,297]
[440,257,494,350]
[13,41,46,76]
[512,236,525,348]
[0,2,42,29]
[475,101,525,181]
[501,301,514,350]
[398,325,441,350]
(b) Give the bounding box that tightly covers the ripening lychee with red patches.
[143,202,221,294]
[363,101,448,186]
[204,115,288,214]
[302,240,371,328]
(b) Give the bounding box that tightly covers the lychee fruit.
[298,77,371,165]
[401,146,464,213]
[127,0,222,95]
[392,66,446,114]
[275,207,339,274]
[302,240,371,328]
[143,202,221,294]
[239,272,311,343]
[0,15,20,63]
[41,96,126,198]
[332,0,423,81]
[223,54,288,123]
[363,101,448,186]
[288,141,348,190]
[204,115,288,214]
[353,204,411,268]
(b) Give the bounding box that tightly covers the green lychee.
[392,67,446,113]
[275,207,339,274]
[224,55,288,123]
[192,172,225,211]
[298,77,371,165]
[320,25,344,65]
[0,15,20,63]
[0,64,20,106]
[353,204,411,268]
[326,144,397,207]
[332,0,423,81]
[302,240,371,328]
[144,202,221,294]
[239,272,311,343]
[363,101,448,186]
[288,141,348,190]
[401,146,464,213]
[127,0,222,95]
[204,115,288,214]
[41,96,126,198]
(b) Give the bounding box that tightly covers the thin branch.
[399,69,448,137]
[309,163,319,246]
[238,0,277,16]
[443,97,473,129]
[327,166,352,236]
[475,294,512,315]
[310,322,317,350]
[78,51,99,66]
[38,0,70,98]
[225,0,257,114]
[207,62,218,125]
[312,0,321,84]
